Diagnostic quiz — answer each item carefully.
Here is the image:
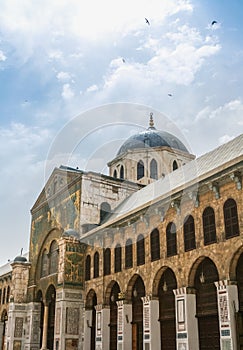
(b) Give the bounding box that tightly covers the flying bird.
[211,20,217,26]
[145,18,150,25]
[168,93,173,97]
[122,58,126,63]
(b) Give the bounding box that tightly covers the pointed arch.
[137,160,144,180]
[150,158,158,179]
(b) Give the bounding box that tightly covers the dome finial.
[149,112,155,129]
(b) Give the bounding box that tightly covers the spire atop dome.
[149,112,156,129]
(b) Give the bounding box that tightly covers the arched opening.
[150,159,158,180]
[131,276,145,350]
[100,202,111,223]
[113,169,117,178]
[172,160,178,171]
[85,255,91,281]
[195,258,220,349]
[86,290,97,350]
[1,309,8,350]
[94,252,99,278]
[104,248,111,276]
[120,165,124,180]
[203,207,217,245]
[109,282,121,350]
[125,239,133,269]
[137,160,144,180]
[158,268,177,350]
[41,249,49,277]
[49,240,59,275]
[183,215,196,251]
[166,222,177,257]
[136,234,145,266]
[46,285,56,350]
[150,228,160,261]
[114,244,122,273]
[236,253,243,347]
[224,198,239,239]
[36,290,44,349]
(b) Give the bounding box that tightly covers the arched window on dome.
[173,160,178,171]
[113,169,117,178]
[137,160,144,180]
[150,159,158,179]
[120,165,124,179]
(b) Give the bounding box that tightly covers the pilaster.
[173,287,199,350]
[141,295,160,350]
[116,300,132,350]
[94,304,110,350]
[215,280,239,350]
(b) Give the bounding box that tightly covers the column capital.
[214,280,237,289]
[173,287,196,296]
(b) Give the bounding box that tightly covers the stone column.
[0,322,4,350]
[83,309,92,350]
[41,303,49,350]
[116,300,132,350]
[215,280,239,350]
[173,287,199,350]
[24,302,41,350]
[141,295,160,350]
[94,304,110,350]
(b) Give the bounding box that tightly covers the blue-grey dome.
[117,126,189,156]
[14,255,27,263]
[63,229,80,239]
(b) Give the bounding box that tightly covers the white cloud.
[61,83,74,99]
[0,50,6,61]
[56,71,71,82]
[86,84,98,93]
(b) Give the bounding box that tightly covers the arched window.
[113,169,117,178]
[183,215,196,251]
[41,249,49,277]
[100,202,111,223]
[6,286,10,304]
[2,288,6,305]
[104,248,111,276]
[137,234,145,266]
[120,165,124,180]
[150,159,158,180]
[137,160,144,180]
[94,252,99,278]
[0,290,2,305]
[49,240,59,275]
[114,244,122,273]
[150,228,160,261]
[173,160,178,171]
[125,239,133,269]
[85,255,91,281]
[203,207,217,245]
[166,222,177,257]
[224,198,239,239]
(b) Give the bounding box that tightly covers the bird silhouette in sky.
[168,93,173,97]
[211,20,217,26]
[122,58,126,63]
[145,18,150,25]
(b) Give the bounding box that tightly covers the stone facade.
[0,123,243,350]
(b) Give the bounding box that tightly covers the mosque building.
[0,114,243,350]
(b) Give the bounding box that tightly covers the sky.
[0,0,243,265]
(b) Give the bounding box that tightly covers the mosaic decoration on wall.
[66,307,79,335]
[64,243,85,285]
[14,317,23,338]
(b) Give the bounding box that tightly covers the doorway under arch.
[195,257,220,350]
[86,290,97,350]
[46,285,56,350]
